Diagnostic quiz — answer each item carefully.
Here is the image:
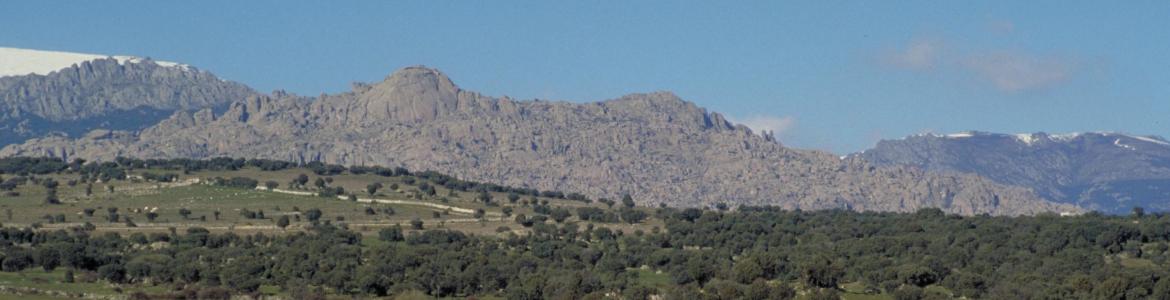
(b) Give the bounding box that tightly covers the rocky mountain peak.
[371,66,459,100]
[351,66,462,123]
[598,91,741,132]
[379,65,456,88]
[0,48,256,145]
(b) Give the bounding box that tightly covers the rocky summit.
[0,66,1080,215]
[857,131,1170,214]
[0,50,256,145]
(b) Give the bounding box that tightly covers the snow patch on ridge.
[944,132,974,138]
[1049,132,1082,142]
[0,47,189,78]
[1132,135,1170,146]
[1014,133,1039,145]
[1114,139,1135,150]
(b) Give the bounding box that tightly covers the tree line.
[0,156,601,204]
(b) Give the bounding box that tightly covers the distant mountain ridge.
[857,131,1170,214]
[0,47,190,78]
[0,47,256,145]
[0,66,1078,215]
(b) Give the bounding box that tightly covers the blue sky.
[3,1,1168,153]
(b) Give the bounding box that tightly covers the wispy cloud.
[963,52,1073,92]
[733,115,796,139]
[882,39,941,70]
[878,32,1078,93]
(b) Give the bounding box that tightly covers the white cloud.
[883,39,941,70]
[734,115,796,138]
[962,52,1073,92]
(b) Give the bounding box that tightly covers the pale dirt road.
[257,187,503,217]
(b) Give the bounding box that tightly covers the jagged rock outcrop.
[857,131,1170,213]
[0,57,255,145]
[1,66,1080,215]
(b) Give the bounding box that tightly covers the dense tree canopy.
[0,207,1167,299]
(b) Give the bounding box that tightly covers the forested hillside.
[0,156,1166,299]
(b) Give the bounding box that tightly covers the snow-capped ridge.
[1053,132,1170,147]
[1132,135,1170,146]
[922,131,1170,147]
[0,47,189,78]
[1048,132,1080,142]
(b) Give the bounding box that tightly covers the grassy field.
[0,166,658,237]
[837,282,891,300]
[0,269,171,299]
[631,268,673,288]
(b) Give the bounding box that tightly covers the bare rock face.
[353,66,461,122]
[1,67,1080,215]
[0,58,255,145]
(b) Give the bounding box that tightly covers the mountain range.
[0,47,255,145]
[0,50,1079,216]
[857,131,1170,214]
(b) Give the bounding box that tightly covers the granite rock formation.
[1,67,1080,215]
